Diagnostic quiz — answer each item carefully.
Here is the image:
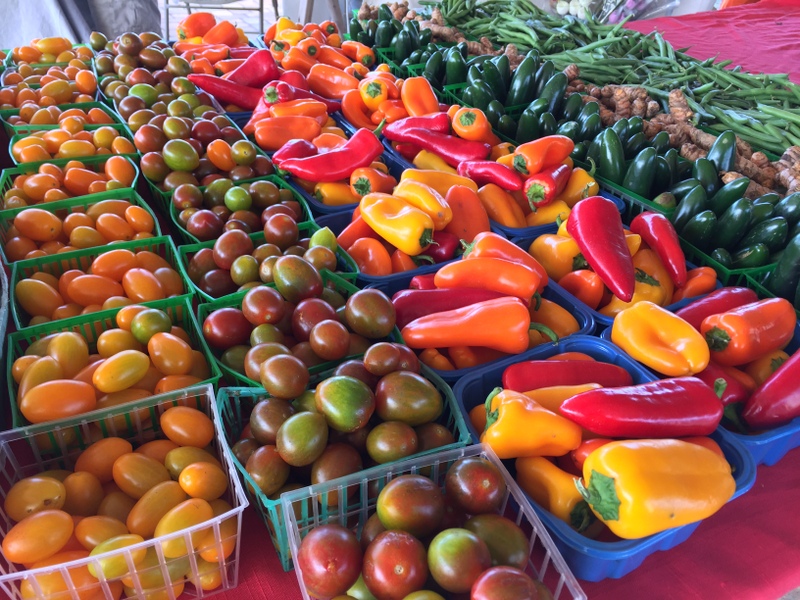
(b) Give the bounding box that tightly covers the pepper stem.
[569,500,596,533]
[713,377,728,399]
[373,118,387,138]
[575,470,620,521]
[529,322,558,343]
[484,387,503,431]
[586,157,597,178]
[704,327,731,352]
[723,403,749,434]
[460,239,476,257]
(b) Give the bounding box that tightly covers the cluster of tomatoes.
[1,404,236,598]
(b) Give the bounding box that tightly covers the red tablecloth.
[626,0,800,83]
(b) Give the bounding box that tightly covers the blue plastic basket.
[225,111,252,130]
[452,335,757,582]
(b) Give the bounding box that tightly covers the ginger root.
[721,172,773,199]
[563,64,580,81]
[680,143,707,162]
[668,89,692,123]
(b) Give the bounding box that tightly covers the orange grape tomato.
[86,198,129,219]
[96,213,136,242]
[92,349,151,394]
[11,355,39,384]
[16,278,64,318]
[67,274,124,307]
[72,359,104,387]
[135,250,172,272]
[88,533,146,579]
[97,492,137,525]
[4,476,66,522]
[18,356,64,399]
[14,208,63,242]
[160,406,215,448]
[74,515,129,551]
[30,271,59,289]
[124,205,155,233]
[5,237,38,262]
[178,462,228,502]
[154,374,202,394]
[190,557,225,591]
[135,439,180,463]
[103,155,136,186]
[119,546,189,589]
[126,481,188,538]
[196,499,237,562]
[95,388,152,433]
[153,267,184,296]
[70,225,106,248]
[111,453,171,500]
[90,248,137,281]
[61,471,104,517]
[188,351,212,380]
[2,509,74,564]
[115,304,148,330]
[164,447,222,480]
[122,268,165,302]
[97,329,144,357]
[75,437,134,483]
[19,550,111,600]
[46,331,89,378]
[131,365,163,393]
[148,332,193,376]
[21,173,60,202]
[20,379,97,424]
[153,498,214,558]
[62,213,94,236]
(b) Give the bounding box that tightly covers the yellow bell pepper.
[320,126,348,138]
[314,182,360,207]
[276,29,307,45]
[412,149,457,174]
[744,349,790,386]
[529,234,582,282]
[523,383,602,414]
[359,193,434,256]
[580,438,735,539]
[599,249,674,316]
[556,168,599,208]
[393,179,453,230]
[399,169,478,197]
[526,200,570,228]
[611,301,710,376]
[481,388,582,459]
[528,296,581,348]
[275,16,298,33]
[516,456,588,527]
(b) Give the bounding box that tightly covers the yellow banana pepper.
[393,178,453,230]
[481,388,582,459]
[556,168,599,208]
[314,182,360,207]
[359,193,434,256]
[580,438,735,539]
[516,456,589,528]
[599,249,674,316]
[523,383,602,414]
[526,200,570,228]
[399,169,478,196]
[412,149,457,174]
[611,301,710,376]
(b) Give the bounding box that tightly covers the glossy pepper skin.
[560,378,723,438]
[557,168,599,207]
[409,273,437,290]
[477,184,527,228]
[359,193,435,256]
[392,179,453,230]
[513,136,575,177]
[224,49,279,88]
[422,230,460,263]
[629,211,687,287]
[611,301,710,377]
[399,169,478,196]
[502,360,633,392]
[384,114,451,138]
[457,161,523,192]
[268,81,341,113]
[675,287,759,331]
[434,257,542,302]
[464,232,548,290]
[696,362,751,406]
[481,389,582,459]
[279,127,385,182]
[391,288,509,329]
[743,351,800,428]
[515,456,588,527]
[524,163,572,210]
[567,196,635,302]
[272,139,317,165]
[401,297,534,354]
[600,250,674,316]
[386,128,491,168]
[579,439,735,539]
[187,74,262,110]
[701,298,797,366]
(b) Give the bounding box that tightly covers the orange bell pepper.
[341,89,377,131]
[671,267,718,303]
[296,37,321,58]
[314,182,360,207]
[452,107,499,145]
[269,99,328,125]
[326,33,342,48]
[490,142,516,161]
[190,58,215,75]
[312,132,347,151]
[350,167,397,197]
[307,64,359,100]
[320,20,338,36]
[463,231,548,289]
[253,116,322,152]
[359,78,388,112]
[513,136,575,176]
[202,21,239,46]
[263,23,277,46]
[378,100,408,123]
[316,45,352,70]
[345,63,370,80]
[744,349,790,386]
[178,12,216,40]
[391,249,418,273]
[400,77,440,117]
[347,238,393,276]
[434,257,542,302]
[476,184,526,228]
[559,270,604,310]
[214,59,244,74]
[442,185,492,244]
[341,40,376,67]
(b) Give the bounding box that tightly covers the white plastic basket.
[0,384,248,600]
[282,443,586,600]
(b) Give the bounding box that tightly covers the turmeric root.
[668,89,693,122]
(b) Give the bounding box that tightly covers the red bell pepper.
[502,360,634,392]
[421,230,460,263]
[559,377,724,438]
[675,287,759,331]
[278,70,310,90]
[278,126,385,182]
[629,211,687,287]
[524,163,572,209]
[187,74,262,110]
[409,273,437,290]
[272,139,318,165]
[566,196,635,302]
[392,288,509,329]
[384,114,451,138]
[695,361,751,407]
[224,49,280,88]
[383,128,490,168]
[267,81,341,113]
[457,161,523,192]
[743,350,800,428]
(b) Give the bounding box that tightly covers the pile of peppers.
[467,352,735,540]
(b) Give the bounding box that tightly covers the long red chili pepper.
[384,114,451,138]
[695,361,751,407]
[272,139,318,165]
[502,360,634,392]
[278,126,385,182]
[559,377,724,437]
[278,70,310,90]
[675,287,759,331]
[523,163,572,209]
[223,49,280,88]
[268,81,341,113]
[187,74,262,110]
[457,161,523,192]
[629,211,687,287]
[567,196,635,302]
[383,128,490,168]
[743,351,800,428]
[392,288,510,329]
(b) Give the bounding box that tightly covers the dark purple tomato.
[291,341,326,369]
[252,242,282,263]
[245,445,290,496]
[198,268,237,298]
[415,423,456,453]
[303,245,337,272]
[242,286,286,326]
[251,155,274,176]
[249,397,295,445]
[292,298,337,342]
[376,475,444,539]
[172,183,203,209]
[296,524,362,599]
[224,219,250,233]
[134,123,167,153]
[140,151,169,182]
[464,514,529,570]
[260,354,309,399]
[375,371,443,427]
[231,438,259,466]
[191,119,221,146]
[261,204,296,225]
[210,205,232,222]
[344,289,396,339]
[228,165,255,181]
[187,247,216,283]
[363,530,428,600]
[309,319,351,361]
[363,342,402,377]
[263,213,299,251]
[427,528,491,594]
[202,307,252,350]
[396,344,421,373]
[360,513,386,552]
[213,229,254,270]
[366,421,418,464]
[310,443,363,508]
[333,360,380,389]
[273,255,323,304]
[178,207,197,227]
[162,171,199,191]
[258,255,279,284]
[444,457,506,516]
[249,180,280,209]
[283,245,306,258]
[230,210,261,232]
[186,209,224,241]
[244,343,290,382]
[470,566,541,600]
[347,334,372,356]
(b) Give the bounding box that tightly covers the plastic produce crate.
[10,235,190,330]
[743,265,800,320]
[0,101,127,137]
[0,384,248,600]
[6,295,221,428]
[217,364,473,571]
[194,270,400,386]
[452,336,757,581]
[0,188,158,266]
[0,266,7,365]
[375,47,406,77]
[282,443,586,599]
[168,175,312,245]
[177,221,358,303]
[679,238,776,287]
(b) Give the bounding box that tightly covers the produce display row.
[0,9,799,600]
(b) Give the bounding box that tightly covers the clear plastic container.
[282,443,587,599]
[0,384,249,600]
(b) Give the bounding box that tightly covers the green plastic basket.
[177,222,358,302]
[0,154,140,198]
[216,362,471,570]
[743,265,800,319]
[375,47,407,77]
[0,101,126,137]
[679,238,776,286]
[0,187,159,265]
[10,235,192,330]
[6,295,221,428]
[194,270,399,386]
[167,175,312,244]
